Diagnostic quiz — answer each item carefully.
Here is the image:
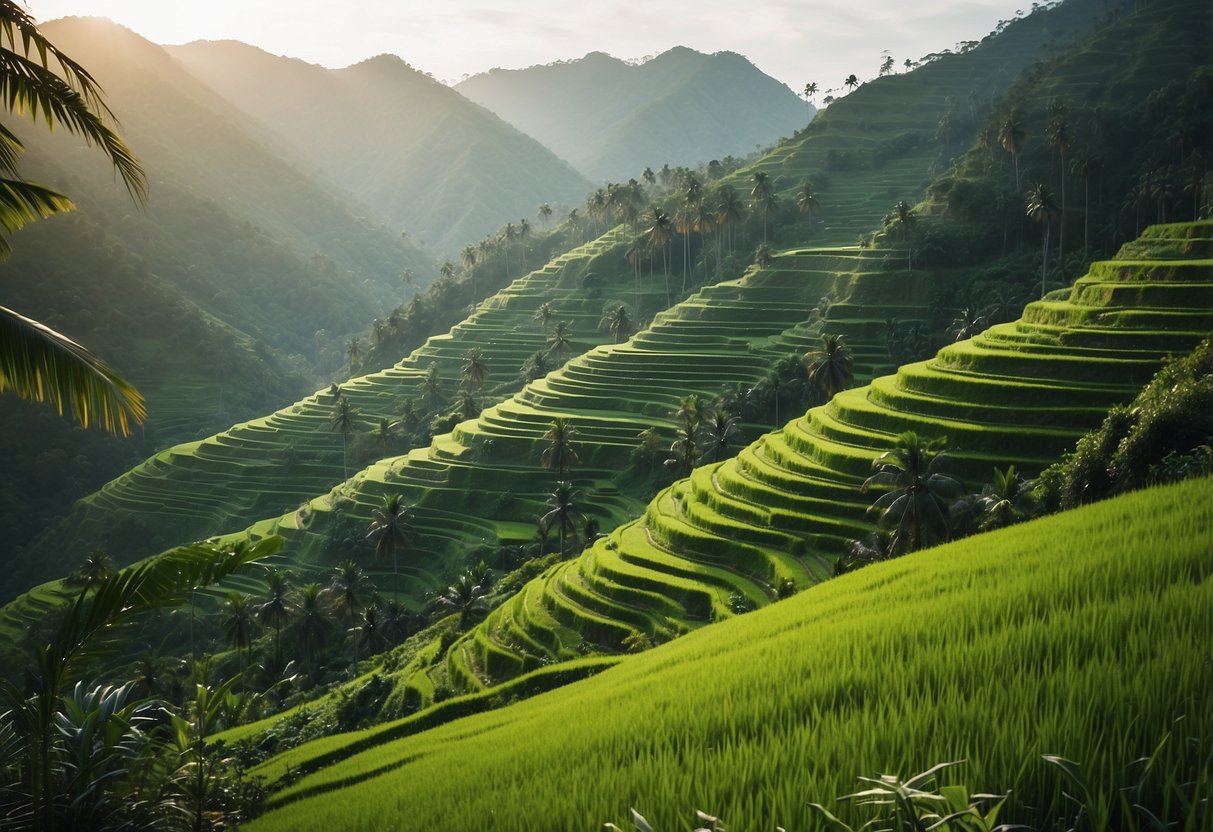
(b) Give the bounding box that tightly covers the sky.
[27,0,1027,94]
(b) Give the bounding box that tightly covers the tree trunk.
[1041,224,1051,299]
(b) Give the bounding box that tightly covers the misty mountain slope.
[169,41,593,254]
[456,47,809,181]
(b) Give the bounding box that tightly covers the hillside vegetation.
[245,476,1213,831]
[456,47,807,182]
[169,41,592,254]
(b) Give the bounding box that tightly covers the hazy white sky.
[27,0,1026,93]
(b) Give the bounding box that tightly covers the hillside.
[245,476,1213,830]
[168,40,593,254]
[0,18,434,566]
[456,47,808,182]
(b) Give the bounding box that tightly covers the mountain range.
[457,47,809,182]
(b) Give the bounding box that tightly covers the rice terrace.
[0,0,1209,829]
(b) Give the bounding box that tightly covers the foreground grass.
[247,476,1212,831]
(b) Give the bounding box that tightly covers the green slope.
[245,476,1213,831]
[469,220,1212,683]
[169,41,593,254]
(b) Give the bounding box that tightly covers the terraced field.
[245,476,1213,832]
[458,221,1213,684]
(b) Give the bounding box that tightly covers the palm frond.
[0,304,146,435]
[0,176,73,241]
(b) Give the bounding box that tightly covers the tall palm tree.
[844,74,859,91]
[598,304,633,344]
[329,395,359,478]
[1070,150,1101,253]
[518,217,532,271]
[795,182,821,225]
[999,112,1026,191]
[291,583,331,663]
[327,560,375,672]
[419,364,444,412]
[537,202,553,228]
[805,334,854,401]
[539,481,585,557]
[221,592,258,672]
[541,417,581,480]
[715,185,745,255]
[861,431,962,555]
[750,171,777,243]
[460,346,489,392]
[665,418,701,476]
[365,493,415,597]
[1026,182,1061,298]
[257,570,294,670]
[697,409,742,463]
[545,320,574,362]
[1046,115,1072,259]
[644,208,674,304]
[0,3,149,438]
[803,81,818,116]
[373,417,398,450]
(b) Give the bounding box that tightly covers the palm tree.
[533,301,554,329]
[598,304,633,344]
[697,409,742,463]
[436,573,489,627]
[327,560,375,671]
[715,185,745,255]
[518,217,532,270]
[644,208,674,304]
[665,413,702,477]
[0,4,149,438]
[291,583,331,663]
[795,181,821,225]
[365,493,415,597]
[257,570,294,670]
[805,334,854,401]
[438,260,456,282]
[460,346,489,392]
[539,481,585,557]
[886,200,917,246]
[546,320,574,362]
[1026,182,1061,298]
[541,417,581,480]
[1046,115,1072,259]
[329,395,359,478]
[974,466,1037,532]
[948,307,988,342]
[750,171,777,243]
[861,431,962,555]
[803,81,818,115]
[373,417,398,450]
[77,550,114,590]
[754,242,774,268]
[419,364,444,412]
[844,74,859,91]
[1070,150,1101,253]
[356,604,390,656]
[0,539,276,832]
[999,112,1026,191]
[537,202,553,228]
[221,592,258,671]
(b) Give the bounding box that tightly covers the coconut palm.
[460,346,489,392]
[1046,115,1072,257]
[366,493,415,597]
[862,431,963,555]
[0,3,149,437]
[373,417,398,450]
[803,81,818,113]
[844,74,859,91]
[77,550,113,590]
[329,395,359,478]
[541,417,581,480]
[697,409,742,463]
[537,202,553,228]
[436,573,488,627]
[599,304,633,344]
[1070,150,1101,252]
[291,583,331,663]
[327,560,375,671]
[545,320,574,362]
[1026,182,1061,298]
[999,112,1026,191]
[948,307,988,342]
[974,465,1037,531]
[221,592,258,671]
[539,481,585,557]
[644,208,674,303]
[533,301,554,329]
[750,171,777,242]
[257,570,294,670]
[795,181,821,224]
[805,334,855,401]
[664,419,701,477]
[419,364,444,412]
[715,185,745,255]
